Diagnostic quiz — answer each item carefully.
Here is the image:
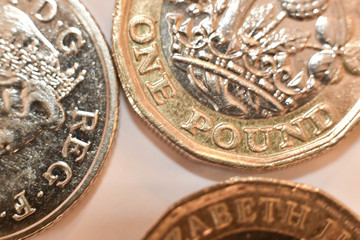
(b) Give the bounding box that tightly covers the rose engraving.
[165,0,360,118]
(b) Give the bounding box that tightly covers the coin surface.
[143,178,360,240]
[0,0,118,239]
[113,0,360,169]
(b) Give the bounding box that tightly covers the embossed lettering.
[234,197,257,223]
[70,108,99,133]
[129,16,156,44]
[57,27,86,55]
[243,127,274,153]
[284,200,311,230]
[314,219,351,240]
[208,203,233,229]
[158,196,354,240]
[133,43,165,75]
[181,108,213,136]
[32,0,57,22]
[12,191,36,221]
[259,197,280,224]
[62,134,91,162]
[43,161,73,188]
[188,215,212,239]
[275,117,309,149]
[146,73,178,106]
[304,104,336,136]
[179,103,336,152]
[213,123,241,150]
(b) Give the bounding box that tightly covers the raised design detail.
[43,161,73,188]
[279,0,329,19]
[144,179,360,240]
[162,0,360,118]
[32,0,58,22]
[12,190,36,221]
[179,102,336,152]
[0,4,86,155]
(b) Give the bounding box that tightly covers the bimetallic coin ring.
[113,0,360,170]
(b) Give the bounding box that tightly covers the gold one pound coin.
[113,0,360,169]
[143,178,360,240]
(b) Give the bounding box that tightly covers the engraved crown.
[166,0,356,118]
[0,4,86,101]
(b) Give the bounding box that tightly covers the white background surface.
[30,0,360,239]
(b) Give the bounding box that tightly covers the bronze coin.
[143,178,360,240]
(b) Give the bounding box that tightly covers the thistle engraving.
[162,0,360,118]
[0,4,86,155]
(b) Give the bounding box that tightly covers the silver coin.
[0,0,118,239]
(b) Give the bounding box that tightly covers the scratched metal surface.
[0,0,117,239]
[29,0,360,239]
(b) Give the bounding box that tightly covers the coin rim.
[1,0,119,239]
[112,0,360,171]
[142,177,360,240]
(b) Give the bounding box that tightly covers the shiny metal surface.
[30,1,360,239]
[161,0,348,118]
[143,178,360,240]
[0,0,118,239]
[113,0,360,170]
